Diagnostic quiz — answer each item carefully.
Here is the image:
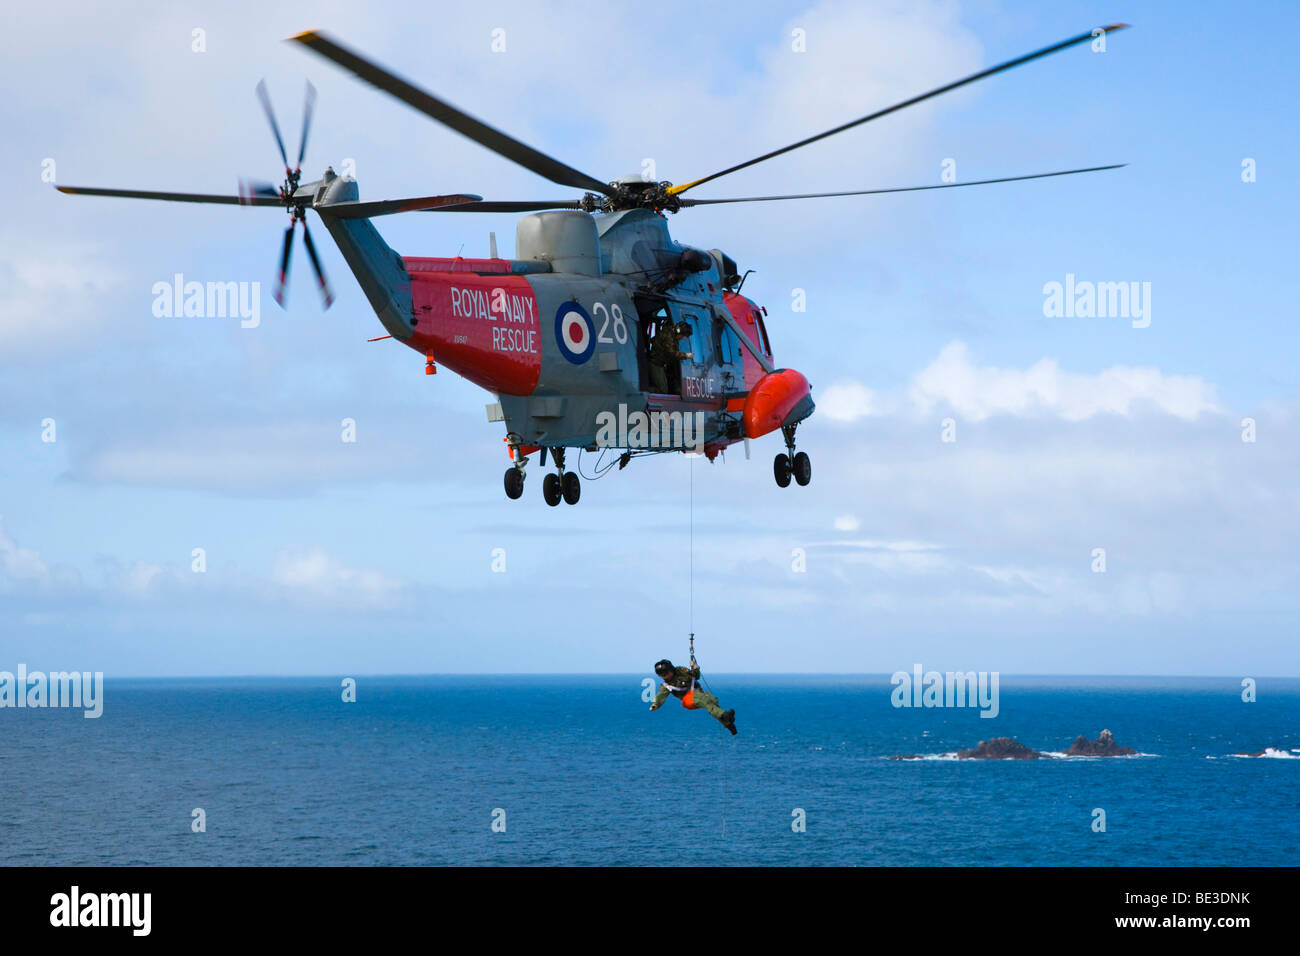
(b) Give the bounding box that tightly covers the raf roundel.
[555,302,596,365]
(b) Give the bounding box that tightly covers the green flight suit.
[650,322,689,394]
[651,663,727,722]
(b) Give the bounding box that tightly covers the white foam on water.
[890,751,1159,761]
[884,752,960,761]
[1039,751,1158,760]
[1227,747,1299,759]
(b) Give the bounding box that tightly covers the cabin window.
[681,312,703,360]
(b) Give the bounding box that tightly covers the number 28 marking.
[593,302,628,345]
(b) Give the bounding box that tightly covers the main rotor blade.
[299,219,334,309]
[321,193,484,219]
[419,199,584,213]
[256,79,291,172]
[239,178,282,204]
[678,164,1127,206]
[296,81,316,170]
[288,30,614,197]
[274,222,295,307]
[56,185,282,207]
[669,24,1129,197]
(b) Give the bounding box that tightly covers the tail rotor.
[254,79,332,310]
[57,66,483,313]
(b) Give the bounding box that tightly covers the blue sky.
[1,0,1297,676]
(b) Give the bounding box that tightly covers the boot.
[721,709,737,735]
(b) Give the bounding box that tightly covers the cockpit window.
[755,313,772,355]
[718,323,740,365]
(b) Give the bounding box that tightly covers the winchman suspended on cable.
[649,650,737,735]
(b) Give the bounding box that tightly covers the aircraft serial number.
[592,302,629,345]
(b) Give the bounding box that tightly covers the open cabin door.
[632,296,664,393]
[637,297,740,401]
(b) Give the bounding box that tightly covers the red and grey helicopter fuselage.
[314,170,814,502]
[56,25,1128,504]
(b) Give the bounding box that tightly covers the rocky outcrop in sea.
[1064,729,1136,757]
[888,729,1141,760]
[957,737,1041,759]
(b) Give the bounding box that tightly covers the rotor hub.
[280,168,302,208]
[582,181,683,215]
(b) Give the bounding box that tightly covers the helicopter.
[57,25,1127,506]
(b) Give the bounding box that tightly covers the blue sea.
[1,676,1297,866]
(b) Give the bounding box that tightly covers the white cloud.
[0,240,122,354]
[0,518,50,582]
[115,562,164,596]
[833,514,860,531]
[0,517,406,614]
[77,422,434,494]
[271,549,405,609]
[822,341,1221,423]
[757,0,982,175]
[827,538,943,553]
[820,381,885,422]
[0,517,84,596]
[823,538,948,573]
[909,342,1220,422]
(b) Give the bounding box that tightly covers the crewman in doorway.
[649,658,736,734]
[649,321,693,393]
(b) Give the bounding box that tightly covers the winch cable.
[686,454,728,839]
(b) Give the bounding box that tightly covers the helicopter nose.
[743,368,813,438]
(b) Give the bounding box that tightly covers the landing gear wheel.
[504,468,524,500]
[542,472,562,507]
[774,453,792,488]
[793,451,812,486]
[562,471,581,505]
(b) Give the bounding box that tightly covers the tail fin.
[313,174,414,341]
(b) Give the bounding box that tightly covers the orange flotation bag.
[680,681,699,710]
